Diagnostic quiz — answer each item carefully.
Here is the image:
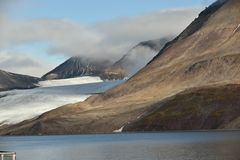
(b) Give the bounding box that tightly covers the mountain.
[41,57,113,80]
[0,69,40,92]
[124,84,240,131]
[1,0,240,135]
[101,38,172,79]
[43,38,171,80]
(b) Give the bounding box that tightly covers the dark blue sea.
[0,131,239,160]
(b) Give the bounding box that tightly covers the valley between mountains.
[0,0,240,135]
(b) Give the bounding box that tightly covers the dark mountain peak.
[138,38,173,51]
[43,37,171,80]
[0,69,40,91]
[42,56,114,80]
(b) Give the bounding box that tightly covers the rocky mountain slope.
[0,69,40,92]
[42,57,113,80]
[101,38,171,79]
[43,38,170,81]
[124,84,240,131]
[1,0,240,135]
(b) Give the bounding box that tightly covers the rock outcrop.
[0,69,40,92]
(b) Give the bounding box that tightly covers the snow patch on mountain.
[38,76,103,87]
[113,126,124,133]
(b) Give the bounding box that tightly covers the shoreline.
[1,129,239,137]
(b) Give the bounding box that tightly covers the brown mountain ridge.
[0,0,240,135]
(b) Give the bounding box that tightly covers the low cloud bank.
[0,8,201,61]
[0,6,202,76]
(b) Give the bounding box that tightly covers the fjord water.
[0,131,239,160]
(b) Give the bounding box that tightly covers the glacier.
[0,77,124,125]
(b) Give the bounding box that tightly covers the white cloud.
[0,7,202,60]
[0,7,203,76]
[0,50,53,77]
[95,8,202,44]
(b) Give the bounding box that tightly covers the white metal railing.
[0,151,16,160]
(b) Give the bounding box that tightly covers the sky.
[0,0,216,77]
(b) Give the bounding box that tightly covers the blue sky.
[11,0,215,23]
[0,0,216,76]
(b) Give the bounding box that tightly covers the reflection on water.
[0,131,239,160]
